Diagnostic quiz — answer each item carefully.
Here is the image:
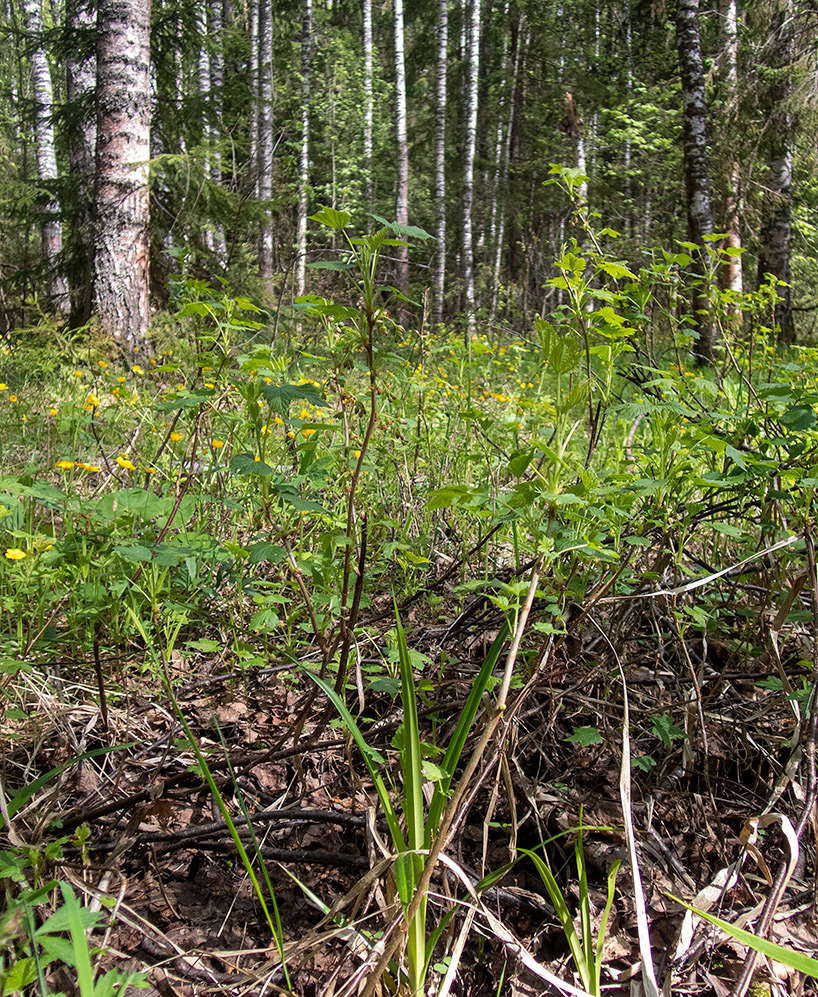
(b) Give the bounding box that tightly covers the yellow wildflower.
[211,439,224,449]
[98,360,108,368]
[117,376,126,383]
[85,394,99,408]
[56,460,75,470]
[302,427,316,438]
[170,432,183,442]
[78,463,101,472]
[145,467,157,475]
[8,395,17,402]
[4,549,25,560]
[117,454,136,471]
[0,384,7,390]
[50,407,57,415]
[273,416,284,425]
[73,370,83,378]
[132,365,144,375]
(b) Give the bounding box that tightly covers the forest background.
[4,0,818,995]
[0,0,812,348]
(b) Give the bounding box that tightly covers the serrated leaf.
[651,714,687,747]
[565,726,602,746]
[309,206,351,229]
[229,453,273,477]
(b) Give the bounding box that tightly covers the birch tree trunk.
[490,10,524,320]
[65,0,96,325]
[461,0,480,331]
[257,0,274,283]
[394,0,409,299]
[757,0,794,340]
[363,0,373,206]
[209,0,226,258]
[295,0,312,298]
[22,0,68,311]
[433,0,448,325]
[719,0,742,296]
[93,0,151,352]
[676,0,716,362]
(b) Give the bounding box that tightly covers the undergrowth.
[1,172,818,995]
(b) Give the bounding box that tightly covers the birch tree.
[757,0,794,339]
[719,0,742,295]
[433,0,448,325]
[22,0,68,311]
[462,0,480,329]
[65,0,96,324]
[363,0,373,206]
[676,0,716,361]
[295,0,312,298]
[93,0,151,352]
[257,0,274,282]
[394,0,409,299]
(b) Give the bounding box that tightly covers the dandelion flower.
[9,395,17,402]
[73,370,83,378]
[117,454,136,471]
[56,460,75,470]
[170,432,183,442]
[4,549,25,560]
[116,376,126,383]
[211,439,224,448]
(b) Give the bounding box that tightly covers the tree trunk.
[490,10,524,320]
[363,0,373,206]
[676,0,716,362]
[209,0,226,259]
[65,0,96,326]
[295,0,312,298]
[757,0,794,340]
[462,0,480,332]
[257,0,274,284]
[719,0,742,296]
[93,0,151,353]
[394,0,409,300]
[22,0,68,312]
[433,0,448,325]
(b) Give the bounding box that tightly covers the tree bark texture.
[676,0,716,362]
[65,0,96,325]
[433,0,448,325]
[757,0,794,340]
[461,0,480,329]
[22,0,68,311]
[93,0,151,352]
[295,0,312,298]
[394,0,409,299]
[719,0,742,296]
[257,0,274,281]
[363,0,373,206]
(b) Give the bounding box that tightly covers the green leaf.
[309,206,351,229]
[258,381,329,412]
[228,453,273,477]
[667,893,818,977]
[114,544,152,562]
[565,726,603,746]
[598,260,637,280]
[780,405,816,431]
[651,714,687,747]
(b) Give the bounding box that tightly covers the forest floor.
[9,579,818,997]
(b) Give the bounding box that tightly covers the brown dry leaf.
[215,701,248,723]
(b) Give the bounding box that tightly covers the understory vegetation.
[2,191,818,996]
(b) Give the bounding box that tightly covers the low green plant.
[304,610,509,996]
[519,815,620,997]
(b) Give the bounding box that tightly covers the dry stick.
[588,615,660,997]
[358,559,542,997]
[730,530,818,997]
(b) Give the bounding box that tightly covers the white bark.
[394,0,409,297]
[433,0,447,325]
[295,0,312,298]
[363,0,373,205]
[257,0,274,281]
[93,0,152,352]
[720,0,742,295]
[65,0,96,324]
[22,0,68,311]
[462,0,480,329]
